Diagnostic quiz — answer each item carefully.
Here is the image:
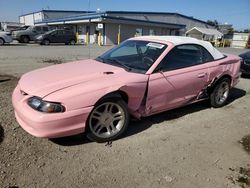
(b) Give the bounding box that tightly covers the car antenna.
[87,0,91,60]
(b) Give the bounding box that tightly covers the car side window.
[201,46,214,62]
[51,31,57,35]
[57,30,64,35]
[43,27,49,32]
[35,27,41,32]
[64,30,72,35]
[157,44,215,72]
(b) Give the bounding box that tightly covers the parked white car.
[0,31,13,45]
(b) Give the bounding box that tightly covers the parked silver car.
[0,31,13,45]
[12,26,50,43]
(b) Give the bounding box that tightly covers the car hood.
[19,59,129,98]
[35,34,44,39]
[239,51,250,59]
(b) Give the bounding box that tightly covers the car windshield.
[19,26,30,30]
[96,40,167,73]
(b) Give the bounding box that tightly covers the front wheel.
[43,39,50,45]
[69,39,76,45]
[87,98,129,142]
[0,38,4,45]
[21,36,29,43]
[210,78,231,108]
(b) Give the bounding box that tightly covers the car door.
[64,30,72,43]
[145,44,210,115]
[49,31,58,43]
[30,27,42,40]
[57,30,65,43]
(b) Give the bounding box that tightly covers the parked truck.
[12,26,50,43]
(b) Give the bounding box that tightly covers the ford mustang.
[12,36,241,142]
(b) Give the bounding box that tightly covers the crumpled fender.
[44,81,148,112]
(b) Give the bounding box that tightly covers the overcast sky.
[0,0,249,30]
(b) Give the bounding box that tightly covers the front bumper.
[34,38,43,43]
[11,34,19,41]
[12,84,93,138]
[241,60,250,75]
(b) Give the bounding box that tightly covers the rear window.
[65,30,74,35]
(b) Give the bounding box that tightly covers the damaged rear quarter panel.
[208,54,241,86]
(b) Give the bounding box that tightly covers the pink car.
[12,36,241,142]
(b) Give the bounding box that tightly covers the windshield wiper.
[104,58,132,72]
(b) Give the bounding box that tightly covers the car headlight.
[28,97,65,113]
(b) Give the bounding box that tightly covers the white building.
[19,10,89,26]
[231,33,250,49]
[186,27,223,41]
[19,10,215,45]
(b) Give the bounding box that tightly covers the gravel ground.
[0,44,250,188]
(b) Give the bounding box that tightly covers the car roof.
[135,36,225,60]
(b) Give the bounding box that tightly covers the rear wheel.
[0,38,4,45]
[87,98,129,142]
[21,36,29,43]
[210,78,231,108]
[69,39,76,45]
[43,39,50,45]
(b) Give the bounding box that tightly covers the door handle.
[197,73,207,78]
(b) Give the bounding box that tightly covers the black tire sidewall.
[0,38,4,45]
[70,40,76,45]
[44,39,50,45]
[210,78,231,108]
[86,97,130,143]
[21,36,29,43]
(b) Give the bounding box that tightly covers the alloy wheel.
[89,102,125,139]
[215,81,230,105]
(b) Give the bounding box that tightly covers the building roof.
[19,10,91,17]
[102,16,185,29]
[35,12,185,29]
[186,27,223,37]
[105,11,214,26]
[24,10,212,27]
[135,36,224,60]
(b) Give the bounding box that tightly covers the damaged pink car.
[12,36,241,142]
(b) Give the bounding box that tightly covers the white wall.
[19,14,34,26]
[19,17,25,24]
[34,12,43,23]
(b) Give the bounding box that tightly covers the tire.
[86,98,130,142]
[21,36,29,43]
[69,39,76,45]
[0,38,4,45]
[43,39,50,45]
[210,78,231,108]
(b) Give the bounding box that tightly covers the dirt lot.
[0,45,250,188]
